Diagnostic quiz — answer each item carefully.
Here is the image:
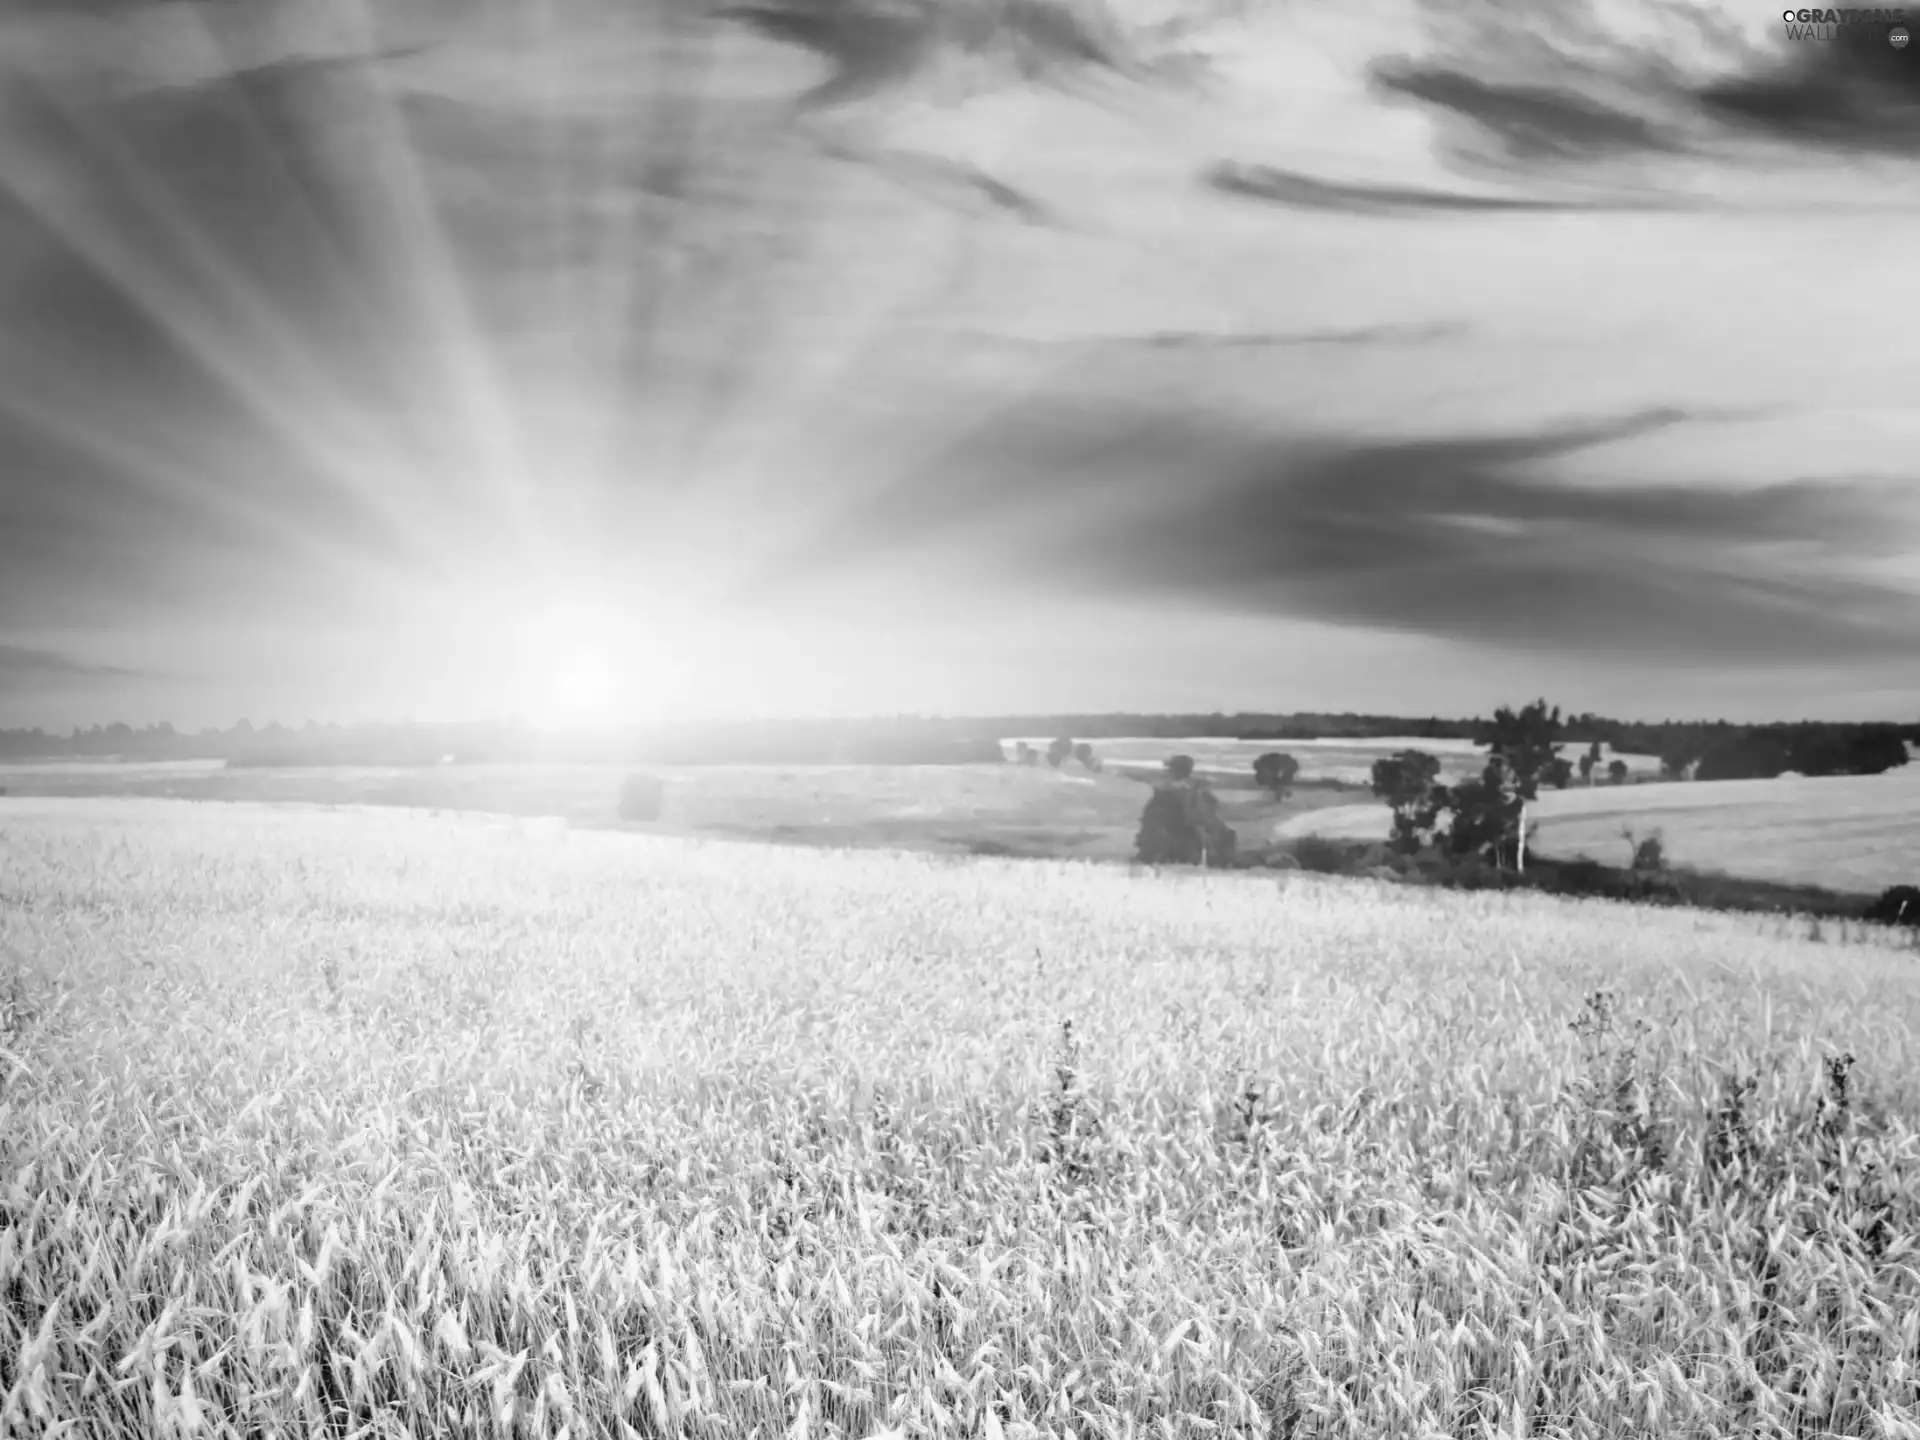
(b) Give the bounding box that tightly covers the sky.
[0,0,1916,731]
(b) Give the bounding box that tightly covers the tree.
[1442,757,1526,868]
[1252,751,1299,799]
[1164,754,1196,781]
[1866,885,1920,928]
[1046,736,1074,769]
[1369,749,1446,855]
[1448,700,1565,866]
[1578,740,1601,786]
[1696,732,1791,782]
[1842,729,1910,775]
[1607,758,1629,785]
[1480,698,1566,797]
[1072,741,1100,772]
[1135,772,1237,868]
[1015,742,1038,766]
[1659,747,1696,780]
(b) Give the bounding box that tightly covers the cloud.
[1362,1,1919,179]
[1203,162,1640,215]
[745,403,1920,667]
[1693,20,1920,152]
[0,645,158,685]
[1367,63,1682,162]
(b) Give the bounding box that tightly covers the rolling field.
[0,759,1358,863]
[4,798,1920,1437]
[1274,768,1920,895]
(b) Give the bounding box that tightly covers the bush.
[1290,834,1353,875]
[1866,885,1920,928]
[1046,737,1074,769]
[1554,856,1609,895]
[1436,860,1511,891]
[1629,831,1666,873]
[617,772,666,822]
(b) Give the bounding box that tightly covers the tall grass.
[4,797,1919,1437]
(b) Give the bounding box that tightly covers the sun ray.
[325,0,545,562]
[0,74,450,570]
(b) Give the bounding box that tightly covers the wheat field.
[4,797,1920,1438]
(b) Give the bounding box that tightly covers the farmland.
[4,798,1920,1437]
[0,756,1363,863]
[1275,766,1920,895]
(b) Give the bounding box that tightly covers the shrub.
[1046,737,1074,769]
[1607,758,1629,785]
[1866,884,1920,928]
[1435,859,1510,891]
[616,772,666,821]
[1554,856,1609,895]
[1629,830,1666,873]
[1290,834,1353,875]
[1072,742,1100,772]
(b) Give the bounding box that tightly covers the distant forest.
[0,711,1915,778]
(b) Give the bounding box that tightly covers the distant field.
[1004,735,1664,787]
[0,758,1354,862]
[1276,767,1920,893]
[4,799,1918,1436]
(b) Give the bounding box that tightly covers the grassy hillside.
[1275,768,1920,895]
[3,799,1918,1436]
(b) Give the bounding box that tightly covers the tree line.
[0,709,1913,772]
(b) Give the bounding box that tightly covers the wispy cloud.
[1204,162,1649,215]
[1368,63,1683,162]
[746,403,1920,666]
[0,645,161,685]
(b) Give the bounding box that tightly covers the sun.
[505,597,633,730]
[497,589,701,730]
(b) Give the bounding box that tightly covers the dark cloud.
[716,0,1139,113]
[1694,19,1920,151]
[1367,1,1918,176]
[717,3,935,112]
[971,322,1470,350]
[0,645,159,685]
[1367,64,1681,162]
[744,403,1920,667]
[1203,162,1638,215]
